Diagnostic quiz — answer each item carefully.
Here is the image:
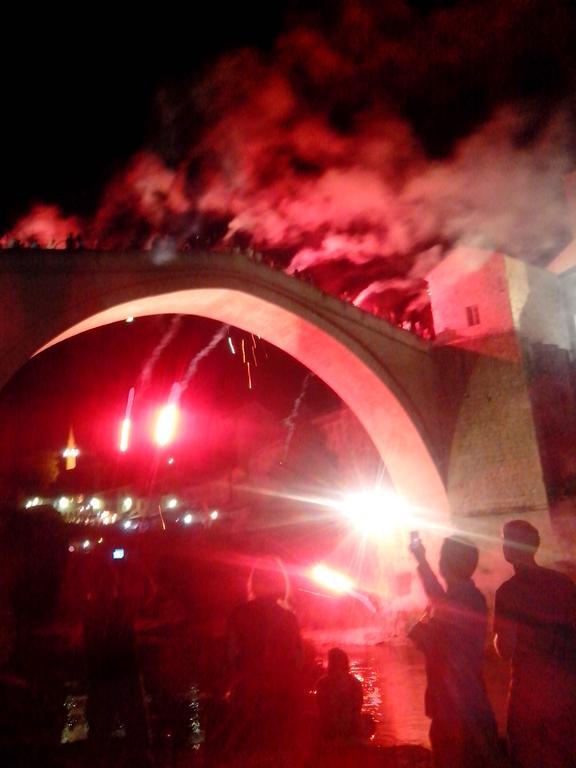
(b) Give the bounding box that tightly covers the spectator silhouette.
[225,559,303,763]
[494,520,576,768]
[0,505,68,765]
[409,535,499,768]
[316,648,363,742]
[82,552,151,768]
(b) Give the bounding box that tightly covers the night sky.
[2,0,575,247]
[0,2,301,229]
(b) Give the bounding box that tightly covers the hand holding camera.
[408,530,426,563]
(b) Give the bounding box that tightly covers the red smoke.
[2,205,82,248]
[4,0,576,326]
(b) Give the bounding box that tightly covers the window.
[466,305,480,327]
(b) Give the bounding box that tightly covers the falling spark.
[119,387,135,452]
[138,315,182,391]
[227,336,236,355]
[247,361,253,390]
[282,372,313,460]
[241,337,246,364]
[250,334,258,367]
[119,418,131,452]
[179,325,229,394]
[154,386,181,446]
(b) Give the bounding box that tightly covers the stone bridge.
[0,247,566,554]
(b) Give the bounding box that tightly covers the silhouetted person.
[65,232,76,250]
[409,534,498,768]
[316,648,363,742]
[0,505,68,766]
[226,560,303,763]
[83,553,151,768]
[494,520,576,768]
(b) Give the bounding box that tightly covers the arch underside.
[38,287,449,518]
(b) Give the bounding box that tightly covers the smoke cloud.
[5,0,576,321]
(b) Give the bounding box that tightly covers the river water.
[307,635,510,748]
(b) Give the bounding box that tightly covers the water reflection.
[349,645,429,746]
[342,643,507,748]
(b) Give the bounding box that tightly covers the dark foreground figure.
[316,647,364,742]
[409,535,499,768]
[216,562,304,766]
[0,505,68,767]
[494,520,576,768]
[82,553,152,768]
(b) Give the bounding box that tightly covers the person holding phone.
[408,533,499,768]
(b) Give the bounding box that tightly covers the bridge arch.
[0,250,449,518]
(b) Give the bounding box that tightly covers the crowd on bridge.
[1,502,575,768]
[0,233,436,340]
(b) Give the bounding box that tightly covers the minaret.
[62,426,80,470]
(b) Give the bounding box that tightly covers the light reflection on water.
[326,642,508,748]
[348,644,429,747]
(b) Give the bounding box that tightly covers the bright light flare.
[183,513,193,525]
[209,510,219,521]
[154,402,179,446]
[119,418,131,452]
[119,387,135,452]
[167,498,178,509]
[310,563,354,594]
[339,490,412,539]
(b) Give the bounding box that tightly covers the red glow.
[119,387,135,451]
[119,417,131,452]
[310,563,354,594]
[154,402,179,446]
[2,204,81,248]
